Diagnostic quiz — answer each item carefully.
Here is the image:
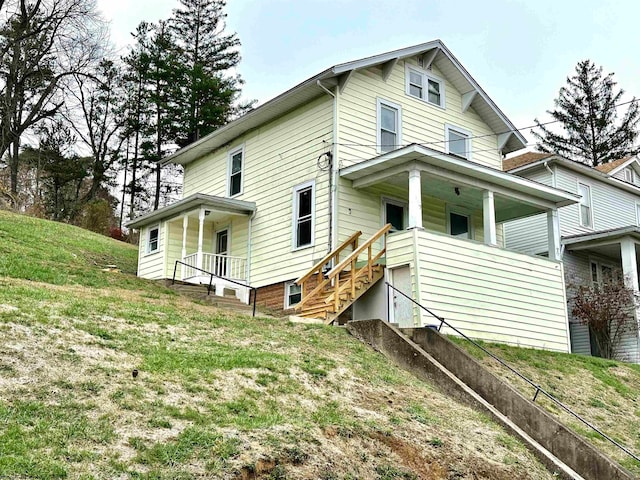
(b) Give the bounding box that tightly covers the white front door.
[391,265,413,327]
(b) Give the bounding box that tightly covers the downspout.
[246,209,257,284]
[317,79,338,255]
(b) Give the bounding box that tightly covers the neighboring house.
[504,153,640,362]
[127,40,580,352]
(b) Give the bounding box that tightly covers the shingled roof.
[594,156,632,173]
[502,152,554,171]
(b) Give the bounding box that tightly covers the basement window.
[285,281,302,308]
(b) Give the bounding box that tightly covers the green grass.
[0,212,569,479]
[450,335,640,475]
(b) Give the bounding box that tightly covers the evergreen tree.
[533,60,640,166]
[170,0,252,147]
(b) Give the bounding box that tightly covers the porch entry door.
[391,265,413,328]
[214,229,228,277]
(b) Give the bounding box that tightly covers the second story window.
[445,124,472,160]
[578,183,593,228]
[624,167,636,184]
[228,146,243,197]
[293,181,314,249]
[406,65,445,108]
[377,99,401,153]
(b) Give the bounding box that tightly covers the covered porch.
[342,144,581,351]
[128,193,256,301]
[563,227,640,362]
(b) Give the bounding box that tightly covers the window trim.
[577,182,594,229]
[146,224,160,255]
[446,205,474,240]
[405,64,446,109]
[444,124,472,161]
[636,202,640,226]
[227,144,244,198]
[624,167,634,183]
[284,280,302,309]
[376,98,402,154]
[381,196,408,232]
[292,180,315,251]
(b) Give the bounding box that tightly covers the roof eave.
[125,193,256,229]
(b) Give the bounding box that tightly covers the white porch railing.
[182,252,198,279]
[202,253,247,280]
[181,252,247,281]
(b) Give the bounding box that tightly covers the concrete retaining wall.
[346,319,634,480]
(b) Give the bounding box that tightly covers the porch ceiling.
[340,144,580,218]
[371,170,542,222]
[125,193,256,229]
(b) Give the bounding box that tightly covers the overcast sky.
[96,0,640,149]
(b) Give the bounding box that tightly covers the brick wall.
[250,275,320,315]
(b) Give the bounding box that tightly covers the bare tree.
[571,274,638,360]
[65,58,127,203]
[0,0,106,199]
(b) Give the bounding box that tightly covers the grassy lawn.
[0,210,558,479]
[450,336,640,476]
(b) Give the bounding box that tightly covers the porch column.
[482,190,497,246]
[621,237,639,292]
[181,214,188,279]
[408,168,423,229]
[547,208,561,261]
[197,208,205,271]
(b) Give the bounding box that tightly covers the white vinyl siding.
[138,223,165,279]
[181,95,333,287]
[338,60,502,169]
[506,165,640,255]
[388,229,570,352]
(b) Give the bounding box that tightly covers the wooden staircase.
[295,224,391,324]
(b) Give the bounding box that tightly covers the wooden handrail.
[296,224,391,309]
[295,230,362,285]
[325,224,391,280]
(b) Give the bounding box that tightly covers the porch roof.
[340,144,580,216]
[563,226,640,250]
[125,193,256,229]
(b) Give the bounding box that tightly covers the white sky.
[96,0,640,149]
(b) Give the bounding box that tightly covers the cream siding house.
[504,153,640,362]
[127,40,580,352]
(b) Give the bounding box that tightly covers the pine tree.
[170,0,252,147]
[533,60,640,166]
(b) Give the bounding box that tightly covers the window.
[147,225,159,253]
[228,146,243,197]
[383,198,407,232]
[445,124,472,160]
[578,183,592,228]
[405,65,445,108]
[449,211,471,238]
[590,260,619,286]
[285,281,302,308]
[377,99,401,153]
[293,181,314,249]
[636,203,640,226]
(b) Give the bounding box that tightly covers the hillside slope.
[453,338,640,476]
[0,212,581,478]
